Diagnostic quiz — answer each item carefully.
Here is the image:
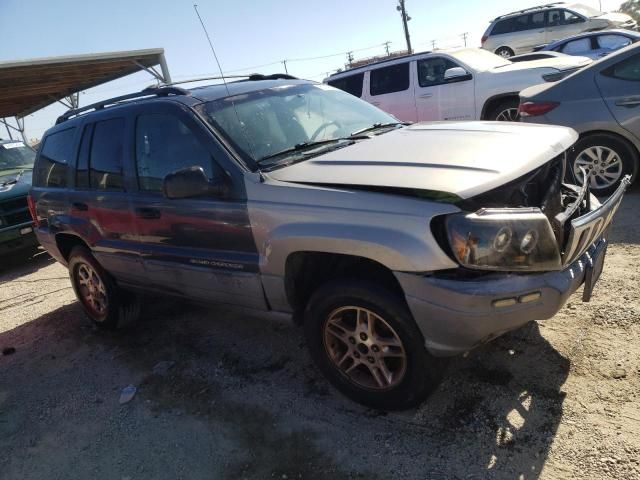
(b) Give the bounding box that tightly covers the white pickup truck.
[326,48,590,122]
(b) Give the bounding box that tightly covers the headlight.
[445,208,561,271]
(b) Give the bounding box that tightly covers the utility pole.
[383,41,391,56]
[396,1,413,54]
[346,51,354,67]
[282,60,288,74]
[461,32,468,47]
[431,39,436,50]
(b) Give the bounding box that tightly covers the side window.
[135,113,216,192]
[370,62,410,96]
[491,18,515,35]
[597,35,632,51]
[417,57,463,87]
[562,10,585,24]
[602,53,640,81]
[89,118,125,191]
[75,124,92,189]
[548,9,562,26]
[327,73,364,97]
[562,38,592,54]
[513,15,530,32]
[33,127,76,188]
[530,12,546,29]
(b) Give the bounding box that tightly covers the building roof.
[0,48,170,119]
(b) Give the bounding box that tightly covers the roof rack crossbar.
[56,86,190,124]
[165,73,298,87]
[494,2,565,20]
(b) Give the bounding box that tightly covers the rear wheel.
[488,98,520,121]
[68,246,140,329]
[495,46,514,58]
[567,133,638,197]
[304,279,442,410]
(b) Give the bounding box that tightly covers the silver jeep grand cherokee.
[31,78,629,410]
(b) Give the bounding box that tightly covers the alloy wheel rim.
[495,107,519,121]
[322,306,407,391]
[76,263,108,317]
[498,49,512,58]
[574,146,623,190]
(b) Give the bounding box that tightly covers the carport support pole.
[159,53,172,84]
[1,117,28,144]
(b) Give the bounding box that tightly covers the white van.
[325,48,590,122]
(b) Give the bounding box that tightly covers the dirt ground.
[1,189,639,480]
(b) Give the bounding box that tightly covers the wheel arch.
[481,92,520,120]
[55,233,90,263]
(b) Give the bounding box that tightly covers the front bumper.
[395,239,605,357]
[0,221,38,255]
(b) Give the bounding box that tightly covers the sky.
[0,0,624,141]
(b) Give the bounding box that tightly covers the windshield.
[568,3,601,17]
[198,83,397,168]
[450,48,511,70]
[0,141,36,171]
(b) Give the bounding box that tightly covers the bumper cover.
[0,222,38,255]
[396,239,605,357]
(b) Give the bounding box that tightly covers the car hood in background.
[268,122,578,199]
[493,55,592,73]
[595,12,635,25]
[0,170,33,198]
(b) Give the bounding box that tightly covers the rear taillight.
[27,193,40,227]
[518,101,560,117]
[481,35,488,44]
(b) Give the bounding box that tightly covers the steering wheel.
[310,120,343,141]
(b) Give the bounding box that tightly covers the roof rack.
[494,2,565,20]
[56,86,190,124]
[328,51,432,78]
[164,73,298,87]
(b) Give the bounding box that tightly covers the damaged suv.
[30,78,628,410]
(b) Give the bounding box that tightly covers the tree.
[619,0,640,23]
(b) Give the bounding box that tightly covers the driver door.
[127,103,266,309]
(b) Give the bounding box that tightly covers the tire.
[68,246,140,329]
[566,133,638,197]
[303,279,442,410]
[495,46,514,58]
[487,97,520,121]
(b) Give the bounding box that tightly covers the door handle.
[72,202,88,211]
[135,207,161,219]
[615,97,640,107]
[418,93,433,99]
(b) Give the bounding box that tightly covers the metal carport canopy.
[0,48,171,120]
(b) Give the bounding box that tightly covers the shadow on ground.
[0,295,570,480]
[0,246,54,281]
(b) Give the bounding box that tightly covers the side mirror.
[444,67,472,83]
[162,166,226,199]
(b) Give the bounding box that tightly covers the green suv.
[0,139,38,255]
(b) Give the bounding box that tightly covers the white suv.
[325,48,590,122]
[482,2,637,58]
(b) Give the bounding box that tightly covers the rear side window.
[33,127,76,188]
[491,18,515,35]
[370,63,410,96]
[135,113,216,192]
[597,34,632,51]
[603,53,640,81]
[327,73,364,97]
[89,118,125,191]
[513,15,531,32]
[75,124,92,189]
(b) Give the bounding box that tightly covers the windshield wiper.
[350,122,409,137]
[0,168,27,187]
[257,138,352,164]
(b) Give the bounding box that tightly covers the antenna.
[193,4,232,97]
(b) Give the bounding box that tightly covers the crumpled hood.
[267,122,578,200]
[493,55,591,73]
[0,170,33,197]
[595,12,635,24]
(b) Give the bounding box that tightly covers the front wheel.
[567,133,638,197]
[303,280,442,410]
[68,246,140,329]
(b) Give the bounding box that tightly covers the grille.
[0,196,30,229]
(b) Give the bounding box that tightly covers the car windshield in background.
[568,3,601,17]
[0,142,36,171]
[198,83,398,168]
